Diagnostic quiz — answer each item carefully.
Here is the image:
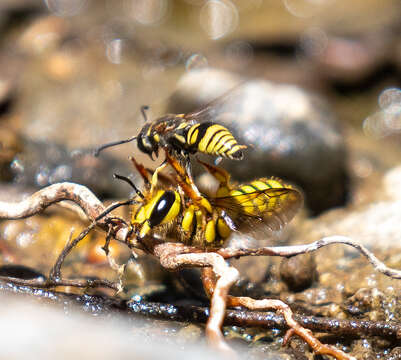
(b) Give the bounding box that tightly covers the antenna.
[141,105,149,122]
[93,136,137,157]
[113,173,144,199]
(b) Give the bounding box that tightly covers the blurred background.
[0,0,400,213]
[0,1,401,358]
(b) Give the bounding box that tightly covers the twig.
[0,275,119,290]
[0,182,131,242]
[153,242,354,360]
[0,276,399,340]
[49,223,97,281]
[217,235,401,279]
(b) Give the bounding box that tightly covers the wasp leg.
[196,158,233,196]
[165,150,212,214]
[149,160,168,196]
[129,156,151,187]
[201,267,355,360]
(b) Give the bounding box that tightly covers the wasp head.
[137,124,159,160]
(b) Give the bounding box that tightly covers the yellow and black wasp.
[120,155,302,248]
[94,92,247,162]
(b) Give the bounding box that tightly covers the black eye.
[149,191,177,227]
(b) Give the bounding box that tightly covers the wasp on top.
[94,90,247,162]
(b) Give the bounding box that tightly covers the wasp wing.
[182,81,247,124]
[211,187,303,239]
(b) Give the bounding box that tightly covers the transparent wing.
[183,81,247,124]
[211,187,303,238]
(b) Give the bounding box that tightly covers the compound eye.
[148,191,180,227]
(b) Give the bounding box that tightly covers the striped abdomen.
[173,122,246,160]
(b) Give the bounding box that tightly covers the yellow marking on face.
[146,125,153,136]
[133,206,146,224]
[217,218,231,239]
[139,221,151,238]
[182,205,195,232]
[205,219,216,243]
[153,134,160,143]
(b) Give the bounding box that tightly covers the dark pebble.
[279,254,317,292]
[168,69,349,215]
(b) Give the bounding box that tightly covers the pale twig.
[217,235,401,279]
[153,242,353,360]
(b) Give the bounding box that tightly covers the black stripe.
[192,122,216,149]
[214,134,234,152]
[247,184,260,193]
[205,128,225,152]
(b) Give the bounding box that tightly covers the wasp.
[94,92,247,162]
[120,155,302,248]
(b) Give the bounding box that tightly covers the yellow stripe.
[226,144,242,156]
[214,134,234,153]
[206,130,230,154]
[217,137,237,155]
[144,190,165,220]
[187,124,201,145]
[198,125,227,153]
[161,191,181,224]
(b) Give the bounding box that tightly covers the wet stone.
[279,254,317,292]
[168,68,348,215]
[9,138,136,198]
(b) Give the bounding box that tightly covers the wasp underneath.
[122,157,302,248]
[94,97,247,161]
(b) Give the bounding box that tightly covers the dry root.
[155,243,355,360]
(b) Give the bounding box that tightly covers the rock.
[168,68,348,215]
[0,294,226,360]
[279,254,317,292]
[9,138,137,198]
[294,165,401,249]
